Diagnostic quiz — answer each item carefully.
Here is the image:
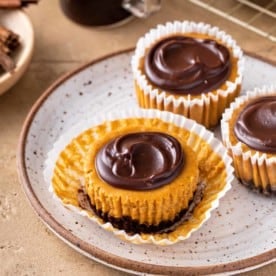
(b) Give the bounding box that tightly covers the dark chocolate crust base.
[78,182,205,235]
[238,178,276,196]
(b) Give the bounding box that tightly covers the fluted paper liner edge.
[131,21,244,128]
[44,109,233,245]
[221,85,276,194]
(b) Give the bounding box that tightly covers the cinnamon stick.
[0,0,38,8]
[0,26,20,51]
[0,41,11,55]
[0,25,20,72]
[0,49,15,72]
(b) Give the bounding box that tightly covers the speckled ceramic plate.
[17,49,276,275]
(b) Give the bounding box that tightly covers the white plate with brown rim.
[17,49,276,275]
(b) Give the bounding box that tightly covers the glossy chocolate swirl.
[95,132,184,190]
[144,36,231,94]
[234,96,276,153]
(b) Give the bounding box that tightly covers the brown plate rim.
[17,48,276,275]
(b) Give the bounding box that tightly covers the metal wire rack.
[188,0,276,42]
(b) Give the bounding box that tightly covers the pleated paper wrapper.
[131,21,244,128]
[44,109,233,245]
[221,85,276,195]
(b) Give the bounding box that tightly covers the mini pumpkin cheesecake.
[132,21,244,128]
[221,86,276,195]
[48,109,233,244]
[84,129,202,234]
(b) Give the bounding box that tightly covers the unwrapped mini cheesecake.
[221,85,276,195]
[132,21,244,128]
[45,109,233,245]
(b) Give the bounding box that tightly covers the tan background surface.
[1,0,275,275]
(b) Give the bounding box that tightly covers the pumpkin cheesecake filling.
[84,129,203,234]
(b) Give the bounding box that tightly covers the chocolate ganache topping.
[95,132,184,190]
[234,96,276,153]
[144,36,231,94]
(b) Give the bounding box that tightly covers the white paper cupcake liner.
[44,108,233,245]
[221,85,276,194]
[131,21,244,128]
